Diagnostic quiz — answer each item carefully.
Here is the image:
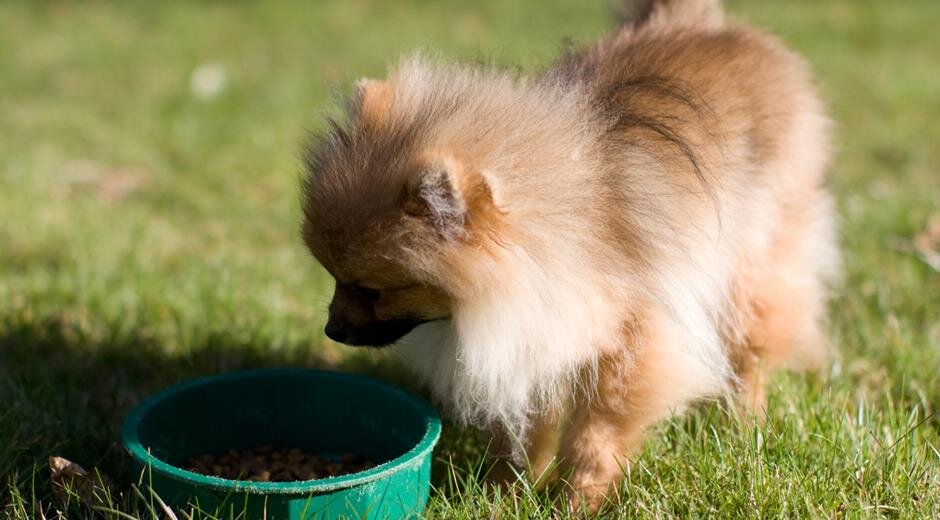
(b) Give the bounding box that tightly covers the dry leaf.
[913,214,940,271]
[49,456,111,506]
[913,213,940,251]
[96,169,149,202]
[62,160,150,202]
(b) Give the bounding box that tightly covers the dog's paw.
[565,479,611,515]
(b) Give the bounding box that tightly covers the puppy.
[301,0,837,510]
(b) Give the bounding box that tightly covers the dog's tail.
[616,0,724,32]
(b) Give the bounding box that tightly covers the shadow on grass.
[0,317,486,512]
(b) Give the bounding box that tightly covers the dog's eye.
[351,285,381,302]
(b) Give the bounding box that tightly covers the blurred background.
[1,0,938,516]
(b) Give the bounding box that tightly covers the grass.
[1,0,938,517]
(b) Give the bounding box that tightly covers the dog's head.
[300,78,503,347]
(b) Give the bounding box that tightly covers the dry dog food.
[183,445,376,482]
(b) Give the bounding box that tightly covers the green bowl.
[122,368,441,519]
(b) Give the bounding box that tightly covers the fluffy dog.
[301,0,837,509]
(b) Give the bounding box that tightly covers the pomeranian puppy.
[301,0,837,510]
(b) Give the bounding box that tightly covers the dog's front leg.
[559,354,649,512]
[486,409,561,488]
[560,311,707,512]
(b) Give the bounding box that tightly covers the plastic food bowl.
[122,368,441,519]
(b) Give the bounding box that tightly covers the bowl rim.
[122,367,442,494]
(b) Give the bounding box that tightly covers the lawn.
[1,0,938,517]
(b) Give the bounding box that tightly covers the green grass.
[1,0,938,517]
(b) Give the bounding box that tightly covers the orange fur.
[355,78,394,128]
[300,0,837,511]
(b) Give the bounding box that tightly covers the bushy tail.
[616,0,724,31]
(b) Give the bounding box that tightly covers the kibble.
[183,446,376,482]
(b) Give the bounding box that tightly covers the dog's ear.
[403,153,498,240]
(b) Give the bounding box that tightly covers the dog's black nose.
[324,322,346,343]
